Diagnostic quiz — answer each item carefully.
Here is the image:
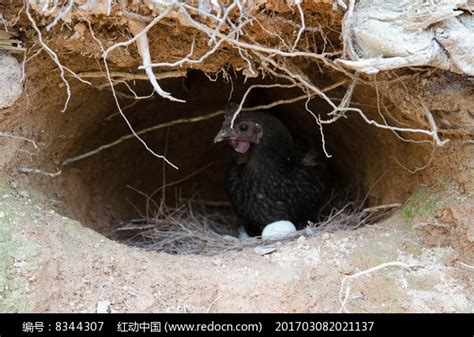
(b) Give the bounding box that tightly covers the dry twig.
[29,0,450,171]
[338,262,422,313]
[17,167,62,177]
[0,131,38,148]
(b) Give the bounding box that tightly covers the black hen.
[214,104,328,236]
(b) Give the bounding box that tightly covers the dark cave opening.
[35,69,427,250]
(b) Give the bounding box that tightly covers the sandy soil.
[1,181,472,313]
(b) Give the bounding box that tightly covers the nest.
[6,1,463,255]
[112,191,399,255]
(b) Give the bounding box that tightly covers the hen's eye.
[239,124,249,131]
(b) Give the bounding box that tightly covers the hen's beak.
[214,128,234,143]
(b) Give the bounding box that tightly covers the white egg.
[261,220,297,240]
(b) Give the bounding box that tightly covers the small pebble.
[254,246,277,256]
[96,301,111,313]
[222,235,240,243]
[19,190,29,198]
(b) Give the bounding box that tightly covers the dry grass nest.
[111,190,400,255]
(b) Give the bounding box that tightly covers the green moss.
[402,206,414,221]
[0,187,40,312]
[402,188,443,225]
[352,232,421,266]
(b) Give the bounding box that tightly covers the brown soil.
[3,185,472,312]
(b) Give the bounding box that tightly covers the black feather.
[216,108,329,236]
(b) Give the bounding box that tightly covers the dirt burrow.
[0,1,473,312]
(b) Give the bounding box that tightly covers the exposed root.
[25,0,452,169]
[230,83,299,128]
[46,0,73,31]
[61,78,348,166]
[128,19,185,102]
[457,261,474,271]
[25,1,91,112]
[25,2,71,112]
[0,131,38,149]
[78,70,186,81]
[17,167,62,177]
[292,1,305,51]
[391,144,436,174]
[421,103,450,146]
[81,11,179,169]
[61,110,225,166]
[245,78,346,111]
[338,262,423,313]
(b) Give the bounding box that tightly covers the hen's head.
[214,103,293,156]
